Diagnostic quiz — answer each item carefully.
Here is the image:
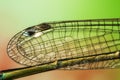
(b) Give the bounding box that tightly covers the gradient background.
[0,0,120,80]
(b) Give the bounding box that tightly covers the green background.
[0,0,120,80]
[0,0,120,36]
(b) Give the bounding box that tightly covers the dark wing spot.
[27,31,35,36]
[24,30,35,36]
[38,23,51,31]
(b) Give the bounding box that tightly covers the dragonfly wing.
[61,59,120,70]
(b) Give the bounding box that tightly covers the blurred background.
[0,0,120,80]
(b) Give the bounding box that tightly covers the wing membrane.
[7,18,120,69]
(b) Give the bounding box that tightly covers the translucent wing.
[7,18,120,69]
